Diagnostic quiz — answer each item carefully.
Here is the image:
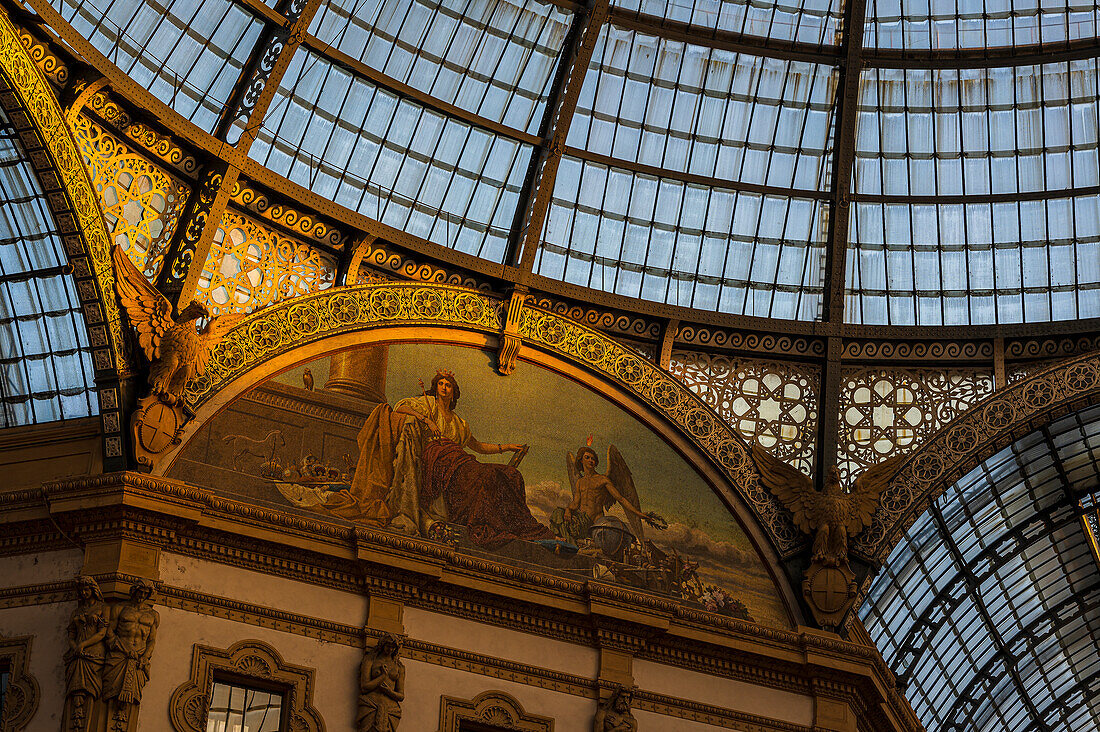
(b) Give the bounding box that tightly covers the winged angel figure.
[112,246,241,405]
[559,444,668,544]
[752,445,903,567]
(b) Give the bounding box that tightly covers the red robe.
[421,439,553,549]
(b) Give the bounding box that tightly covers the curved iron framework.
[860,404,1100,731]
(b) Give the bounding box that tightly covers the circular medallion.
[138,401,180,454]
[809,567,851,614]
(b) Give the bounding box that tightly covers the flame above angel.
[752,445,903,567]
[112,246,241,405]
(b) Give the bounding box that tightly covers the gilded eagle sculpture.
[112,246,241,405]
[752,445,903,567]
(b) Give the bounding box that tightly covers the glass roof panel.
[854,63,1100,198]
[308,0,572,136]
[570,24,838,191]
[534,155,827,318]
[860,404,1100,732]
[0,110,96,428]
[613,0,844,46]
[865,0,1100,50]
[50,0,264,133]
[252,49,531,262]
[846,194,1100,325]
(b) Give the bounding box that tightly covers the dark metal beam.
[507,0,610,272]
[567,146,832,200]
[606,8,841,66]
[813,0,867,487]
[865,37,1100,69]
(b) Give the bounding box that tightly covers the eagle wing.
[751,444,819,534]
[607,445,646,541]
[111,245,173,360]
[843,454,907,534]
[193,311,244,376]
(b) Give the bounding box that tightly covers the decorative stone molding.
[168,640,324,732]
[0,635,40,731]
[437,691,554,732]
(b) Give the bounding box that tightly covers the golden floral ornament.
[179,282,804,554]
[853,350,1100,565]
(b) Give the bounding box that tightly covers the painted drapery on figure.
[318,379,550,548]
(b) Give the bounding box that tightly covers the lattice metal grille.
[837,366,994,479]
[669,350,818,473]
[72,114,189,280]
[196,209,336,315]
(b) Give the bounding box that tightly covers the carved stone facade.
[169,640,324,732]
[0,636,39,732]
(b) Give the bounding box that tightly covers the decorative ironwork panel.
[669,351,818,475]
[72,114,189,279]
[195,210,336,315]
[838,366,994,479]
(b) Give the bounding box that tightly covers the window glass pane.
[0,110,96,427]
[860,404,1100,732]
[50,0,264,133]
[572,26,838,192]
[865,0,1100,50]
[536,156,826,319]
[253,49,528,263]
[206,681,283,732]
[614,0,844,46]
[310,0,572,136]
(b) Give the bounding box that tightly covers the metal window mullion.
[649,37,693,304]
[424,0,482,107]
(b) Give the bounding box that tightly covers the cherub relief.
[553,443,667,545]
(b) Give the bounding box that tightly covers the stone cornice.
[2,471,919,730]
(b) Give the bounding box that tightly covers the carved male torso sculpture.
[594,688,637,732]
[103,581,159,730]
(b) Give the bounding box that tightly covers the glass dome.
[40,0,1100,324]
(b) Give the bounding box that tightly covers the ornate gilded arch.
[173,282,804,559]
[0,8,130,455]
[852,349,1100,566]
